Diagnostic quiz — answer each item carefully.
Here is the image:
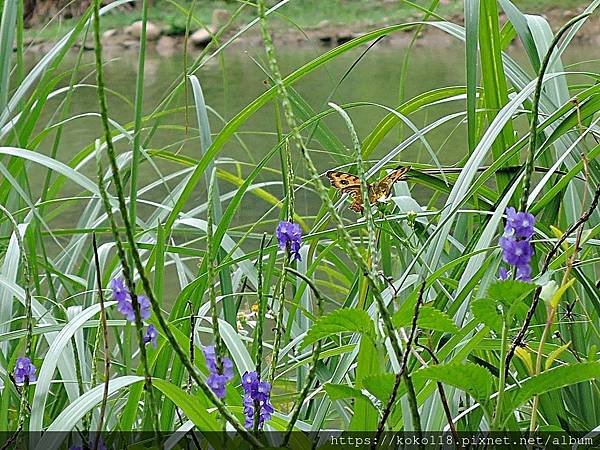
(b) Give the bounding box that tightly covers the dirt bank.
[23,5,600,55]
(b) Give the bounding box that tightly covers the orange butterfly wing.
[327,166,410,213]
[370,165,411,203]
[326,170,361,190]
[345,186,365,213]
[326,170,365,213]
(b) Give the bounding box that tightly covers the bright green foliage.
[302,308,375,348]
[0,0,598,445]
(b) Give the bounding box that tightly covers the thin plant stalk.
[505,183,600,378]
[282,267,324,444]
[268,253,291,384]
[254,233,268,377]
[96,159,161,438]
[374,281,427,449]
[254,233,268,433]
[128,0,149,244]
[492,318,508,430]
[92,234,111,450]
[256,0,422,434]
[206,169,225,366]
[0,206,33,444]
[330,102,423,437]
[414,341,459,442]
[90,3,261,437]
[91,0,161,435]
[529,158,590,431]
[519,13,592,209]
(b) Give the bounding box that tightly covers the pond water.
[27,38,598,227]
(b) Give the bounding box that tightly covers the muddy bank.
[23,5,600,56]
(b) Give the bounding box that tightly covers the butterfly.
[326,165,411,213]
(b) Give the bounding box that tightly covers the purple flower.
[275,221,302,261]
[14,356,36,384]
[498,207,536,282]
[117,293,151,323]
[255,381,271,402]
[500,237,533,267]
[221,357,234,379]
[516,264,532,282]
[241,371,273,429]
[143,324,158,348]
[506,207,535,240]
[203,345,234,399]
[110,278,128,303]
[242,370,258,392]
[498,267,509,281]
[207,373,230,398]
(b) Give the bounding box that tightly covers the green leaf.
[414,363,494,403]
[301,308,374,348]
[471,298,502,332]
[464,0,480,152]
[152,379,221,432]
[392,293,418,328]
[510,362,600,410]
[545,342,571,371]
[350,335,380,431]
[30,301,118,432]
[487,280,536,305]
[548,278,576,309]
[417,306,459,333]
[35,376,144,449]
[478,0,517,192]
[363,373,396,402]
[393,301,458,334]
[324,383,368,401]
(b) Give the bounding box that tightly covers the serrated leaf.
[471,298,502,332]
[394,303,458,334]
[301,308,374,348]
[414,363,494,403]
[363,373,396,402]
[487,280,536,305]
[417,306,459,333]
[510,362,600,409]
[392,293,418,328]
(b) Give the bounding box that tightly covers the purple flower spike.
[143,324,158,348]
[116,292,151,323]
[505,207,535,240]
[241,370,273,429]
[498,267,509,281]
[116,297,135,322]
[242,370,258,392]
[203,345,217,372]
[203,345,234,399]
[275,221,302,261]
[207,373,229,398]
[516,264,532,282]
[110,278,128,303]
[137,295,152,321]
[500,237,533,267]
[498,207,535,282]
[14,356,36,384]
